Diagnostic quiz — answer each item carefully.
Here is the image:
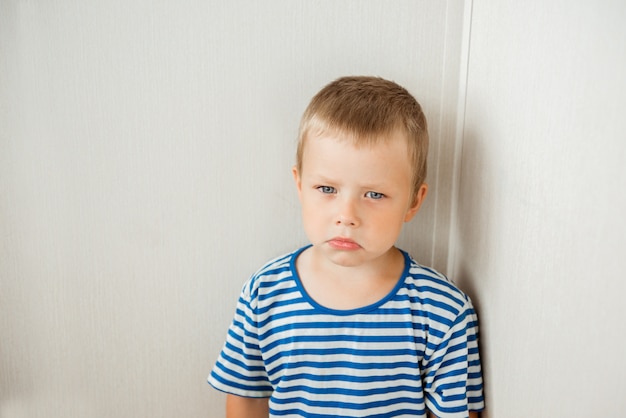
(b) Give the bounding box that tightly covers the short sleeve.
[208,281,273,397]
[422,300,485,417]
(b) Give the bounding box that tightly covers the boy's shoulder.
[240,246,305,300]
[401,250,474,312]
[242,247,474,311]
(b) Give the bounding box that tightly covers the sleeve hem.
[208,376,273,399]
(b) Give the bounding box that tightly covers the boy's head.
[296,76,429,200]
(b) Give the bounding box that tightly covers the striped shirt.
[209,247,484,417]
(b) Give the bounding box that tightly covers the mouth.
[327,237,361,251]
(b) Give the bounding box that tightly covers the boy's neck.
[295,246,405,310]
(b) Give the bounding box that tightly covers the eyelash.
[316,186,336,194]
[315,186,385,200]
[365,191,385,200]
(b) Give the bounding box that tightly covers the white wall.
[0,2,465,417]
[453,1,626,416]
[6,2,623,417]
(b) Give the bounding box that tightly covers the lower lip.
[328,239,361,251]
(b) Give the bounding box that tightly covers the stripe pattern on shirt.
[209,247,484,417]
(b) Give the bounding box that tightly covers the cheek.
[300,200,323,224]
[301,193,329,214]
[374,207,409,229]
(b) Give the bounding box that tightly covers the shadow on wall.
[451,128,493,417]
[453,128,489,312]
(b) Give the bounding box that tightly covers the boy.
[208,76,484,417]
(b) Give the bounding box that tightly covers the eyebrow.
[312,175,338,184]
[310,174,389,191]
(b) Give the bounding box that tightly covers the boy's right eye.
[316,186,336,194]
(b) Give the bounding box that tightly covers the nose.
[336,197,360,227]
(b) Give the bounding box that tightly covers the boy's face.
[293,129,427,269]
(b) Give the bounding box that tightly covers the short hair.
[296,76,429,198]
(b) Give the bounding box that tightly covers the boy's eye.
[365,191,385,200]
[317,186,336,194]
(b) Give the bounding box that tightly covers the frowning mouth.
[327,237,361,251]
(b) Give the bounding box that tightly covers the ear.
[292,166,303,197]
[404,183,428,222]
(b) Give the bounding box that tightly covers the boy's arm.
[226,394,269,418]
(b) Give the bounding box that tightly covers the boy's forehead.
[302,129,413,171]
[304,126,410,151]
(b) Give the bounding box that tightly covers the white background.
[1,1,625,417]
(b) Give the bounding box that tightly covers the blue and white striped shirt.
[209,247,484,417]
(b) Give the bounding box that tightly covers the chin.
[323,249,370,268]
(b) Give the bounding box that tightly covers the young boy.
[208,76,484,417]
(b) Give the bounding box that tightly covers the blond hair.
[296,76,429,198]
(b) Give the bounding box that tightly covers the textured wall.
[0,2,464,416]
[453,1,626,416]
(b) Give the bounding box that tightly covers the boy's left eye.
[365,191,385,200]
